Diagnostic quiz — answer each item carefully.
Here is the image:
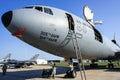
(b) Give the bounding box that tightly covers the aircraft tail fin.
[3,53,11,61]
[29,54,39,61]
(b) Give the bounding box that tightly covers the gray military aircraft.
[0,53,11,65]
[7,54,39,68]
[1,5,120,77]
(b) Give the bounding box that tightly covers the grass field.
[40,61,120,68]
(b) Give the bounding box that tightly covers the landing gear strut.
[90,60,98,68]
[65,58,77,78]
[65,69,77,78]
[108,60,114,68]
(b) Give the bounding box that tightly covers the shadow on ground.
[0,66,71,80]
[0,66,120,80]
[104,68,120,72]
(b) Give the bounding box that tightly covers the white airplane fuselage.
[2,5,120,60]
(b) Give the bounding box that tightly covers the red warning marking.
[12,27,27,38]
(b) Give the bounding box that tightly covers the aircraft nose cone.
[1,11,13,27]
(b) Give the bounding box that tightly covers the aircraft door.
[65,13,75,31]
[58,13,75,48]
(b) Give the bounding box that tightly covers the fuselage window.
[35,6,43,12]
[25,6,33,8]
[44,7,53,15]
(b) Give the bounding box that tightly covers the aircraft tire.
[65,70,76,78]
[71,70,76,78]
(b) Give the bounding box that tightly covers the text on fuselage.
[40,31,59,42]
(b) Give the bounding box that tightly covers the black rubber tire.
[71,70,76,78]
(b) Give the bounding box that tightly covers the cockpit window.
[25,6,33,8]
[35,6,43,12]
[44,7,53,15]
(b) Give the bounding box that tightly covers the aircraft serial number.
[40,31,59,42]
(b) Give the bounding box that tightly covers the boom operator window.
[44,7,53,15]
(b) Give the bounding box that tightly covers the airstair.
[71,30,87,80]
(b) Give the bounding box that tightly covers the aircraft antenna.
[112,32,117,44]
[114,32,116,40]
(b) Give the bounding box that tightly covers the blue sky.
[0,0,120,60]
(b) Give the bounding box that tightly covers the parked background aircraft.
[0,53,11,65]
[7,54,39,68]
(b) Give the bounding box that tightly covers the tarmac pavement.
[0,65,120,80]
